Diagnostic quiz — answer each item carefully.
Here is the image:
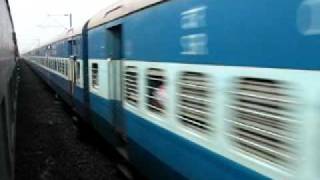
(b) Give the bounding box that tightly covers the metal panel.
[88,0,167,29]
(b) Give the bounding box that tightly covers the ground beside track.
[15,61,126,180]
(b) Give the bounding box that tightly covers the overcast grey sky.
[9,0,119,53]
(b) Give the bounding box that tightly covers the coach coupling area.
[15,60,131,180]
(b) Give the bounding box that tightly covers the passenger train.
[0,0,19,179]
[25,0,320,179]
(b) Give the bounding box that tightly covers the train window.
[65,61,68,76]
[146,68,166,114]
[54,60,57,71]
[91,63,99,89]
[62,61,65,75]
[76,62,80,84]
[59,61,62,74]
[124,66,138,106]
[59,61,62,73]
[60,60,64,74]
[177,72,213,134]
[228,77,298,170]
[58,60,60,71]
[56,60,59,72]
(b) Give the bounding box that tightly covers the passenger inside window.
[153,84,166,110]
[147,70,166,113]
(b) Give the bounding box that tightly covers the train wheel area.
[15,60,129,180]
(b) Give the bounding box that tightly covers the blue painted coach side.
[88,26,108,59]
[73,86,86,116]
[121,0,320,70]
[125,110,269,180]
[30,62,73,105]
[89,93,121,146]
[87,18,124,60]
[86,0,320,70]
[83,1,303,179]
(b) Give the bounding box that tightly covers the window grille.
[124,66,138,105]
[146,68,166,114]
[58,61,61,73]
[65,61,68,76]
[228,77,299,170]
[91,63,99,89]
[177,72,213,133]
[56,60,59,72]
[61,61,65,75]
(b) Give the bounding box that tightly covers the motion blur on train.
[24,0,320,179]
[0,0,19,179]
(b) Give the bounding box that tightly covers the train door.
[68,39,76,97]
[106,25,126,144]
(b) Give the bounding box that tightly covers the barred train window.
[61,61,64,74]
[146,68,166,114]
[228,77,298,170]
[124,66,138,105]
[61,61,65,74]
[65,62,68,76]
[177,72,213,133]
[58,61,61,73]
[91,63,99,89]
[63,61,66,75]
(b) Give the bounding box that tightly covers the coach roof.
[88,0,166,29]
[37,27,82,49]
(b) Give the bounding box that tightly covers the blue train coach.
[25,0,320,179]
